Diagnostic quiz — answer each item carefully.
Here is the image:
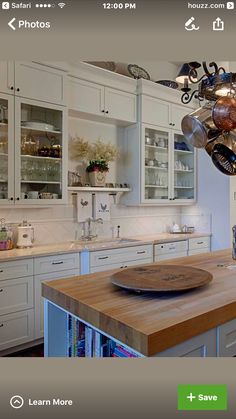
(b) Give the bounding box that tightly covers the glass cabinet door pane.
[0,98,9,201]
[144,127,169,200]
[20,103,63,201]
[174,133,195,200]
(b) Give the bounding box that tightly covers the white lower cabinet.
[90,258,151,274]
[90,245,153,273]
[154,240,188,262]
[0,309,34,351]
[155,329,217,357]
[0,276,33,316]
[217,318,236,357]
[35,269,79,339]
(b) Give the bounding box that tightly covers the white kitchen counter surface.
[0,232,211,262]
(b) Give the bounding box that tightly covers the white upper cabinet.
[104,87,136,123]
[14,62,66,105]
[171,104,191,131]
[68,78,104,116]
[141,96,170,128]
[140,95,191,130]
[0,62,14,95]
[68,76,137,124]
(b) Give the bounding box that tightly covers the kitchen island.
[42,249,236,357]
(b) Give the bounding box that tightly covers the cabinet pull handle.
[197,241,204,245]
[52,261,64,265]
[169,247,176,250]
[137,251,145,254]
[123,265,128,268]
[0,270,3,273]
[0,324,3,328]
[98,256,109,260]
[0,289,3,292]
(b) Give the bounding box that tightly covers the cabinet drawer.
[0,276,33,316]
[217,318,236,357]
[90,258,152,273]
[0,258,33,280]
[154,252,187,262]
[90,245,153,268]
[0,309,34,351]
[188,236,210,250]
[188,248,210,256]
[34,253,80,275]
[155,241,188,256]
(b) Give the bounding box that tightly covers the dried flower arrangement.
[69,137,120,172]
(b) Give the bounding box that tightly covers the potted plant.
[69,137,119,187]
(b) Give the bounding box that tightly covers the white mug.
[28,191,39,199]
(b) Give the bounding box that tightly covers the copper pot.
[212,96,236,131]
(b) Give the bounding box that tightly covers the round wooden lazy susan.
[111,265,213,292]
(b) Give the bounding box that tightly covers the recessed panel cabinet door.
[141,96,170,128]
[171,104,191,131]
[14,62,66,105]
[68,77,105,116]
[0,61,14,95]
[105,87,136,123]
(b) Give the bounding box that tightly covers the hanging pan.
[182,104,221,148]
[211,132,236,175]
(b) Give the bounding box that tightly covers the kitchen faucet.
[82,217,103,241]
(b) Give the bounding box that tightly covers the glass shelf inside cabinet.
[0,99,8,200]
[20,103,63,201]
[144,127,169,200]
[174,133,194,200]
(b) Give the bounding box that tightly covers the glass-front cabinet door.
[0,94,14,204]
[173,132,195,202]
[15,98,67,204]
[143,125,171,202]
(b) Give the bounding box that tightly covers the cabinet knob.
[10,86,14,90]
[0,289,3,292]
[105,110,109,114]
[16,88,20,92]
[101,109,105,113]
[16,197,20,201]
[9,197,14,201]
[0,324,3,328]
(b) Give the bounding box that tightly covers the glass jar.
[0,218,13,251]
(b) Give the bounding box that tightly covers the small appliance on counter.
[0,218,13,251]
[170,222,195,234]
[17,220,34,248]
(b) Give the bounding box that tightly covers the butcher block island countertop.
[42,249,236,356]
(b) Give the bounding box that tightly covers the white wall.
[182,149,231,251]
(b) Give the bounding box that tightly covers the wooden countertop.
[42,249,236,356]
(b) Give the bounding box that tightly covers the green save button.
[178,384,227,411]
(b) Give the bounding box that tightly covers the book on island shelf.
[67,315,139,358]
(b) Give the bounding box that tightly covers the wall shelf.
[68,186,131,193]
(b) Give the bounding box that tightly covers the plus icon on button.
[187,393,196,402]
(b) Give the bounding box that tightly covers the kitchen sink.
[71,238,140,248]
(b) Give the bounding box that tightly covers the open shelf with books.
[67,314,140,358]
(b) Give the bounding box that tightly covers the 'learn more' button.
[178,384,227,411]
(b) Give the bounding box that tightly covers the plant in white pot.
[69,137,119,187]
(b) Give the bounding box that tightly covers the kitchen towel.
[93,193,111,221]
[76,192,93,222]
